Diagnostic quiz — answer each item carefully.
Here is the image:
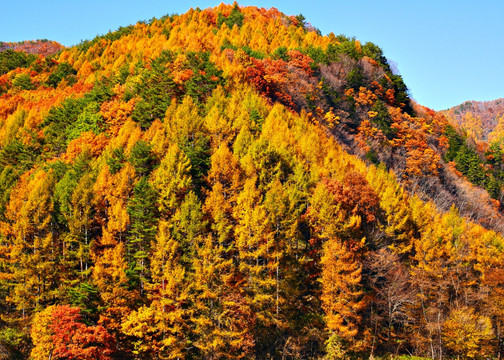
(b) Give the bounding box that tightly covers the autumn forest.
[1,4,504,359]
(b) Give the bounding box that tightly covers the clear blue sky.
[2,0,503,110]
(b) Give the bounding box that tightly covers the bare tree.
[365,248,416,355]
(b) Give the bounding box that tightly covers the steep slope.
[0,4,503,359]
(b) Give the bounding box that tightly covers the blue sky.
[2,0,503,110]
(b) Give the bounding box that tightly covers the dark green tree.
[128,140,156,177]
[217,2,245,29]
[0,140,36,170]
[131,50,177,128]
[0,166,18,221]
[370,100,395,139]
[106,147,126,174]
[42,97,87,155]
[389,74,414,115]
[12,74,34,90]
[362,42,389,69]
[126,177,158,292]
[46,62,77,87]
[444,125,464,162]
[0,49,36,75]
[66,102,103,142]
[346,67,363,91]
[184,52,224,101]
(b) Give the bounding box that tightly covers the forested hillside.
[1,4,504,359]
[443,98,504,142]
[0,40,64,57]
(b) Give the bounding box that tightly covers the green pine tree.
[126,177,158,293]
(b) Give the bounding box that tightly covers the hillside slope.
[0,4,504,359]
[443,98,504,142]
[0,40,64,57]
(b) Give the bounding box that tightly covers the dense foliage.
[0,4,504,360]
[443,98,504,142]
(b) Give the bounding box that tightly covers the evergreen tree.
[126,177,158,292]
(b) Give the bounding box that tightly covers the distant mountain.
[0,39,64,57]
[443,98,504,142]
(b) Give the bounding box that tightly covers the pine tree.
[126,177,158,292]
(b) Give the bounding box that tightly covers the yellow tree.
[203,142,243,248]
[164,96,210,191]
[93,162,135,242]
[320,237,365,356]
[367,166,416,253]
[190,234,255,359]
[122,221,189,358]
[460,112,483,141]
[5,169,59,312]
[92,235,135,339]
[31,304,55,359]
[234,178,280,327]
[204,103,234,147]
[482,263,504,357]
[407,201,468,358]
[67,173,96,277]
[151,143,192,217]
[164,96,204,146]
[442,307,493,359]
[206,143,243,197]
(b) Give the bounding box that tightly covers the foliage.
[217,3,245,29]
[444,124,502,200]
[77,25,135,53]
[0,4,503,360]
[131,50,223,128]
[12,73,34,90]
[47,62,77,87]
[442,307,493,359]
[31,305,114,360]
[0,49,37,75]
[126,176,158,290]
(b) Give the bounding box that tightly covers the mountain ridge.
[0,39,64,57]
